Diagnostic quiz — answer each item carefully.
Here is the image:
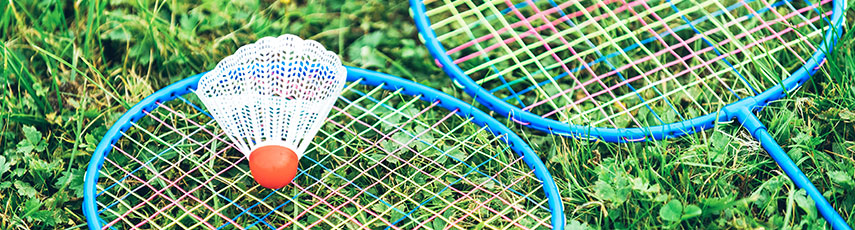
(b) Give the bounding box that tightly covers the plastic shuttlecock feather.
[197,34,346,189]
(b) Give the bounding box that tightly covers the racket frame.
[83,67,565,229]
[410,0,846,142]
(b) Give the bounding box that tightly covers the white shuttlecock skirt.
[196,34,347,158]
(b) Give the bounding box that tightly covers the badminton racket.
[410,0,848,228]
[82,67,564,229]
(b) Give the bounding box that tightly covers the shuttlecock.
[196,34,346,189]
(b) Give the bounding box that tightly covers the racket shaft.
[736,108,852,230]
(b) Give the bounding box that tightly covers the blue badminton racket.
[83,67,564,229]
[411,0,848,228]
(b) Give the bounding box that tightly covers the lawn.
[0,0,853,229]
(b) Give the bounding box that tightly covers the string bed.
[421,0,832,128]
[90,78,554,229]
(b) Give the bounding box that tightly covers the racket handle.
[735,109,852,230]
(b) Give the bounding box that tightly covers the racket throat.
[731,107,851,230]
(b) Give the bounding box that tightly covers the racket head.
[411,0,845,142]
[83,67,564,229]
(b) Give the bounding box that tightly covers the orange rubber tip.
[249,145,299,189]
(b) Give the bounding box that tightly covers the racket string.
[99,109,241,229]
[436,0,705,126]
[326,88,549,228]
[295,100,445,227]
[156,103,285,229]
[127,109,250,229]
[96,80,554,229]
[504,0,638,127]
[513,0,689,126]
[474,1,614,125]
[609,0,731,113]
[97,101,271,229]
[338,86,541,180]
[483,0,699,125]
[427,0,831,128]
[276,111,405,228]
[291,143,418,229]
[441,0,599,124]
[566,0,797,123]
[523,0,674,127]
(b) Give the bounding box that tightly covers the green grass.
[0,0,853,229]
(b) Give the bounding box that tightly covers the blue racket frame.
[83,67,566,229]
[411,0,849,229]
